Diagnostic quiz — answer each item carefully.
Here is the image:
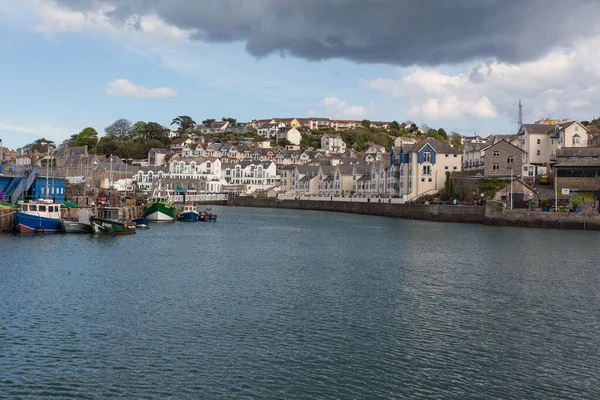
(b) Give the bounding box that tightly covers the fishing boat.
[90,207,136,235]
[177,204,199,222]
[14,199,63,233]
[142,185,176,222]
[62,209,93,234]
[133,217,150,229]
[199,208,217,222]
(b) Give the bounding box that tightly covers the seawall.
[228,198,600,231]
[485,201,600,231]
[228,197,486,224]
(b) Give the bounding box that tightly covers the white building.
[224,161,278,193]
[277,127,302,146]
[321,134,347,153]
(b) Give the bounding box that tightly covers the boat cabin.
[20,202,61,217]
[97,207,120,221]
[150,197,170,204]
[183,204,197,213]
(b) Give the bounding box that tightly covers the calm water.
[1,206,600,399]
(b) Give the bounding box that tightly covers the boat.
[62,209,93,234]
[142,185,176,222]
[90,207,136,235]
[133,217,150,229]
[14,199,63,233]
[199,208,217,222]
[177,204,199,222]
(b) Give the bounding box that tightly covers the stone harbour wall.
[228,197,486,224]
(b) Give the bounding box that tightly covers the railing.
[11,170,38,204]
[169,193,228,203]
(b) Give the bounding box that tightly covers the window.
[428,178,432,182]
[493,151,500,157]
[537,139,541,144]
[423,151,431,163]
[422,165,431,175]
[573,135,580,145]
[493,164,500,170]
[453,166,457,170]
[537,150,541,156]
[445,166,449,170]
[507,157,514,164]
[39,205,46,212]
[445,154,449,158]
[523,166,528,172]
[421,177,425,182]
[454,154,458,158]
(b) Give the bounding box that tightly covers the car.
[539,174,550,185]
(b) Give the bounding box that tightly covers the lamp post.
[125,158,133,197]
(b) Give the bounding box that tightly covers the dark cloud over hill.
[56,0,600,65]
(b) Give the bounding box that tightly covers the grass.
[558,191,595,202]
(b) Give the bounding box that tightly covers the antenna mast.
[517,99,523,129]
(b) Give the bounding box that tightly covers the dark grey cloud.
[55,0,600,66]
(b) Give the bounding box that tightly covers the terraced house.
[390,138,462,201]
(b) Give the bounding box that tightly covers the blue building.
[0,174,65,203]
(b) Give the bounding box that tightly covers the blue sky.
[1,1,598,150]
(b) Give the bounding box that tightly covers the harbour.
[1,206,599,398]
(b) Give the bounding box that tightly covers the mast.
[45,142,50,200]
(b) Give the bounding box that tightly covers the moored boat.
[14,200,63,233]
[142,186,176,222]
[62,209,93,234]
[199,208,217,222]
[90,207,136,235]
[177,204,199,222]
[133,217,150,229]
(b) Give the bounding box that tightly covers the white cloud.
[367,36,600,124]
[0,119,73,148]
[105,79,177,98]
[2,0,192,43]
[311,96,371,119]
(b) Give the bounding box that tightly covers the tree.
[408,123,419,133]
[146,122,171,145]
[437,128,448,139]
[105,119,132,139]
[171,115,196,134]
[278,138,292,147]
[390,120,400,131]
[450,132,463,149]
[95,136,125,157]
[73,127,99,148]
[361,119,371,128]
[221,117,237,124]
[202,118,216,127]
[131,121,148,140]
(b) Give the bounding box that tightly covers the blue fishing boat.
[177,204,199,222]
[133,217,150,229]
[14,200,63,233]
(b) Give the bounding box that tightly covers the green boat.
[143,189,176,222]
[90,207,136,235]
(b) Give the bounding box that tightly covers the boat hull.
[199,213,217,222]
[14,212,62,233]
[62,220,93,234]
[143,202,176,222]
[133,218,150,229]
[177,211,199,222]
[90,217,136,235]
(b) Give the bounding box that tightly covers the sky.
[2,0,600,149]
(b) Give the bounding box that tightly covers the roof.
[557,147,600,157]
[414,137,460,154]
[521,124,553,135]
[555,158,600,167]
[238,161,275,168]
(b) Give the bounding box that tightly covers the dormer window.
[423,151,431,163]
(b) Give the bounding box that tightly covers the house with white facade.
[226,161,278,193]
[277,127,302,145]
[321,134,347,153]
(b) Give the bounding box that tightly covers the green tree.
[408,123,418,133]
[437,128,448,139]
[221,117,237,124]
[73,127,99,148]
[131,121,148,140]
[278,138,292,147]
[171,115,196,134]
[361,119,371,128]
[95,136,125,157]
[390,120,400,131]
[105,119,132,139]
[450,132,463,150]
[202,118,216,127]
[146,122,171,145]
